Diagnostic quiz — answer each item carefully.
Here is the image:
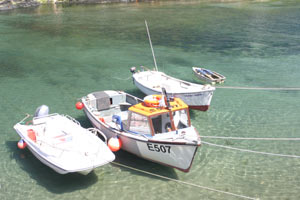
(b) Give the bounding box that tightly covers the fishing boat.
[14,105,115,175]
[192,67,226,84]
[77,90,201,172]
[130,21,215,111]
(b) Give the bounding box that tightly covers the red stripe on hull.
[189,105,210,111]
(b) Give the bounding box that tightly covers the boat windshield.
[128,112,151,135]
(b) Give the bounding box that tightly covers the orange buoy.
[108,136,122,152]
[75,102,84,110]
[27,129,36,142]
[17,139,27,149]
[143,95,162,107]
[99,117,105,123]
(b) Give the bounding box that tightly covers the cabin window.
[129,112,151,135]
[154,113,172,133]
[173,109,189,129]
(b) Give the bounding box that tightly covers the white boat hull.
[85,108,199,172]
[82,91,201,172]
[27,144,92,175]
[132,70,215,111]
[14,114,115,175]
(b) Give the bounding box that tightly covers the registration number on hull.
[147,143,171,153]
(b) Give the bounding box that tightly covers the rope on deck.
[111,161,258,200]
[215,86,300,91]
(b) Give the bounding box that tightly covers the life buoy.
[143,95,162,107]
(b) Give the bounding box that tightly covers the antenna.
[145,20,158,71]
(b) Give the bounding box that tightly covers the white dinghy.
[14,105,115,175]
[77,90,201,172]
[130,21,215,111]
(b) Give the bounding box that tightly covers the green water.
[1,0,300,199]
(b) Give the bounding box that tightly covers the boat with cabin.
[77,90,201,172]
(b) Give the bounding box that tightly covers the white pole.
[145,20,158,71]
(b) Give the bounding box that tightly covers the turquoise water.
[1,0,300,199]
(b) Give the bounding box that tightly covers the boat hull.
[14,114,115,175]
[27,144,91,175]
[133,75,214,111]
[83,107,199,172]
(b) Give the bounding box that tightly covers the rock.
[0,0,40,11]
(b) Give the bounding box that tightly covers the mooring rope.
[202,141,300,158]
[215,86,300,91]
[111,161,257,200]
[201,135,300,141]
[111,74,300,91]
[112,76,132,81]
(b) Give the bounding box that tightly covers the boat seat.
[91,91,111,111]
[102,111,128,122]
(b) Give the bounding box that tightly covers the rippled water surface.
[1,1,300,199]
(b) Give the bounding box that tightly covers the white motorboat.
[14,105,115,175]
[192,67,226,84]
[78,90,201,172]
[131,66,215,111]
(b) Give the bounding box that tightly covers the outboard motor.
[34,105,49,118]
[130,66,136,74]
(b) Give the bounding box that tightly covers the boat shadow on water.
[112,150,179,180]
[6,141,98,194]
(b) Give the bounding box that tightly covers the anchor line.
[201,135,300,141]
[111,161,257,200]
[110,76,300,91]
[215,86,300,91]
[202,141,300,158]
[112,76,132,81]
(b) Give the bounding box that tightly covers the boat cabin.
[124,95,191,136]
[84,91,191,137]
